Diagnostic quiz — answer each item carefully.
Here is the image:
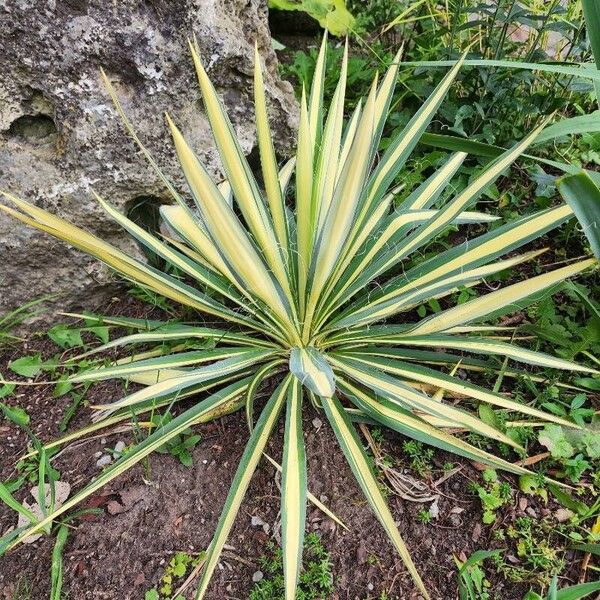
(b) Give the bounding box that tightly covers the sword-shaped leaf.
[558,170,600,261]
[337,378,530,476]
[89,349,274,413]
[194,376,291,599]
[281,378,307,600]
[329,354,521,448]
[70,347,257,383]
[335,351,579,427]
[189,41,292,302]
[289,346,336,397]
[406,259,596,336]
[254,44,289,250]
[344,334,597,374]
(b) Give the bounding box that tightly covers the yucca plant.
[0,36,597,599]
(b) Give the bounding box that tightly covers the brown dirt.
[0,298,585,600]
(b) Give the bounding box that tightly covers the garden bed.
[0,299,591,600]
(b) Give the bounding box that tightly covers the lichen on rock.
[0,0,298,317]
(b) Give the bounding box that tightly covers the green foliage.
[0,296,50,348]
[48,322,109,348]
[526,289,600,370]
[493,517,565,585]
[455,549,502,600]
[279,42,373,109]
[0,402,31,428]
[9,354,55,378]
[538,422,600,483]
[519,473,548,503]
[249,533,334,600]
[558,170,600,261]
[471,469,512,524]
[582,0,600,106]
[417,509,432,524]
[540,394,595,428]
[280,0,596,154]
[0,377,15,400]
[50,525,68,600]
[558,132,600,168]
[539,425,576,459]
[150,411,202,467]
[7,449,61,495]
[269,0,354,36]
[144,550,204,599]
[10,577,32,600]
[128,285,179,316]
[524,576,600,600]
[402,440,434,477]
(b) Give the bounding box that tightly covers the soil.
[0,297,589,600]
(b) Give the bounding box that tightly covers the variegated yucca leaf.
[1,36,598,600]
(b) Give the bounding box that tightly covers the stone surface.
[0,0,297,317]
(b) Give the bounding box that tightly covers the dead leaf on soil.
[16,481,71,543]
[555,508,574,523]
[106,485,147,515]
[472,522,482,542]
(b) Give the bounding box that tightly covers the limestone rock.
[0,0,298,317]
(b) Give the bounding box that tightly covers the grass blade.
[50,525,68,600]
[558,171,600,261]
[582,0,600,106]
[401,59,600,83]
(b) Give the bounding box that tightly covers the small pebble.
[251,515,264,527]
[96,454,112,468]
[555,508,573,523]
[449,513,462,527]
[252,571,263,583]
[112,441,126,458]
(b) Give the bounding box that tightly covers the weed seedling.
[402,440,434,477]
[417,509,432,524]
[470,469,512,524]
[145,550,205,600]
[249,532,334,600]
[150,411,202,467]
